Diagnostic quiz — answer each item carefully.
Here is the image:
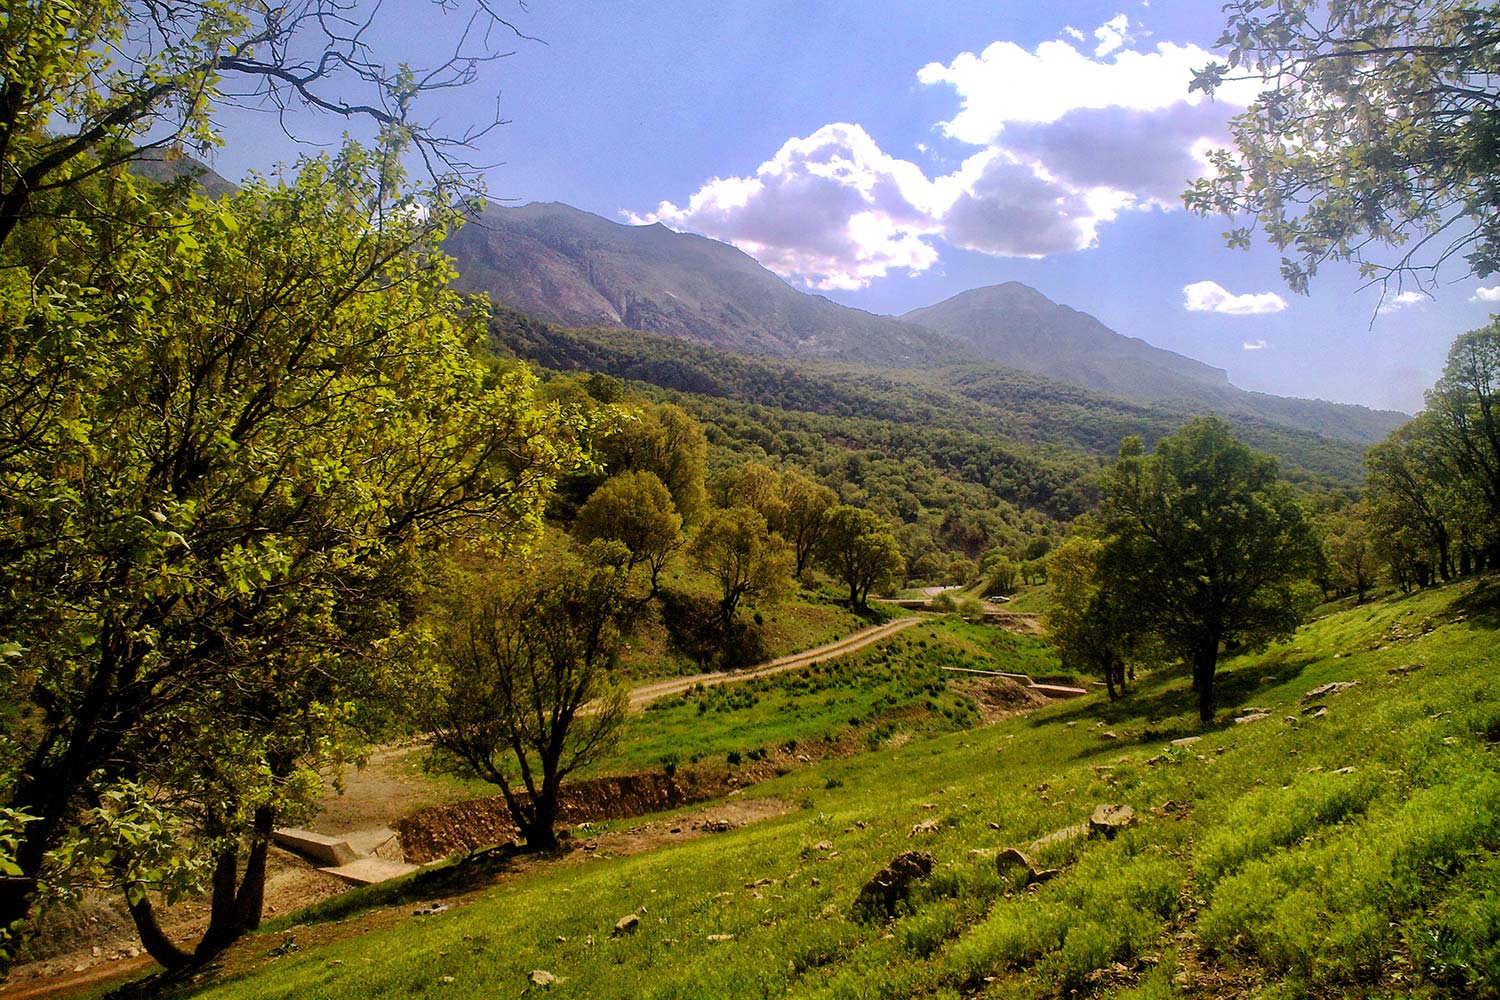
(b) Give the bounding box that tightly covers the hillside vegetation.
[493,309,1375,490]
[164,580,1499,1000]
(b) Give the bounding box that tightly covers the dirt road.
[627,615,924,710]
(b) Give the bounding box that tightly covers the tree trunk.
[125,890,194,971]
[1191,640,1219,723]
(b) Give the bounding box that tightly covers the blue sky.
[212,1,1496,414]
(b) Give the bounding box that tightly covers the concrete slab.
[343,827,402,860]
[1029,684,1088,699]
[273,828,358,867]
[319,857,419,886]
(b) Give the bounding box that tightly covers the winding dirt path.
[627,615,925,709]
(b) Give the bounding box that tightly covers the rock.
[1088,804,1136,838]
[613,913,640,936]
[700,819,735,833]
[706,933,735,942]
[852,851,934,919]
[1169,736,1201,747]
[1302,705,1328,718]
[1389,663,1424,676]
[908,818,941,836]
[1100,731,1120,741]
[812,840,833,851]
[412,902,449,917]
[1333,766,1356,774]
[1238,706,1269,715]
[994,847,1038,881]
[1234,712,1271,724]
[528,970,561,987]
[1301,681,1358,703]
[1032,868,1061,883]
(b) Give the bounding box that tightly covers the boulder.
[1233,712,1271,725]
[1301,681,1358,703]
[994,847,1037,881]
[528,970,561,988]
[1088,804,1136,838]
[852,851,934,920]
[613,913,640,937]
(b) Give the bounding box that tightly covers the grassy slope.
[171,582,1498,1000]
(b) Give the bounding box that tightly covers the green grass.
[161,579,1500,1000]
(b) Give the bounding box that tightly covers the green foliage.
[688,507,795,624]
[0,143,587,961]
[1189,0,1500,289]
[816,505,904,607]
[1098,417,1323,720]
[575,470,683,592]
[424,539,632,850]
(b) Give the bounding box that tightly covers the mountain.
[445,202,956,364]
[903,283,1406,445]
[447,203,1405,446]
[901,283,1231,398]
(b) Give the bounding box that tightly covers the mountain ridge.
[446,202,1405,445]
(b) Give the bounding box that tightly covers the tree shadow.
[657,591,770,670]
[1452,576,1500,629]
[1026,652,1318,756]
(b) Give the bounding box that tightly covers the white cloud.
[1377,290,1427,315]
[1472,285,1500,302]
[1243,339,1267,351]
[1093,14,1131,57]
[628,123,942,290]
[1182,281,1288,316]
[631,17,1261,290]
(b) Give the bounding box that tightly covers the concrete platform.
[272,828,358,867]
[318,857,420,886]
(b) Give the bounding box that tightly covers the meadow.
[151,580,1499,1000]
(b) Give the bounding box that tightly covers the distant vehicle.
[985,594,1011,603]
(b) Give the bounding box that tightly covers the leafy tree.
[1367,415,1457,586]
[574,470,683,595]
[0,0,525,249]
[688,507,793,625]
[600,400,709,523]
[712,461,789,527]
[0,146,586,966]
[1045,535,1139,699]
[1323,505,1380,604]
[1098,419,1322,722]
[817,505,905,609]
[982,552,1021,597]
[1188,0,1500,291]
[780,470,839,578]
[1425,324,1500,552]
[426,541,631,852]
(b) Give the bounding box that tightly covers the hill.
[446,202,957,364]
[493,309,1376,489]
[446,203,1405,446]
[137,579,1500,1000]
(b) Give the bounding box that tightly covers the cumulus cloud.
[1472,285,1500,302]
[628,124,942,290]
[631,17,1259,289]
[1182,281,1288,316]
[1377,290,1427,315]
[1243,339,1268,351]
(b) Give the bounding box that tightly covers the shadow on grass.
[1027,653,1318,756]
[1452,576,1500,629]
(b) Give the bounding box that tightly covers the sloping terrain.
[123,580,1500,1000]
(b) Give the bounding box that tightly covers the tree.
[1046,535,1138,699]
[1098,420,1322,722]
[1323,505,1380,604]
[0,0,527,250]
[0,145,587,967]
[817,505,905,609]
[779,470,839,579]
[426,542,631,852]
[688,507,794,625]
[1426,324,1500,552]
[1188,1,1500,292]
[1367,415,1458,586]
[599,401,709,523]
[574,471,683,595]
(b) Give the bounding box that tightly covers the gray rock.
[1170,736,1201,747]
[613,913,640,936]
[529,970,561,987]
[1233,712,1271,725]
[1301,681,1358,703]
[1088,804,1136,838]
[994,847,1037,881]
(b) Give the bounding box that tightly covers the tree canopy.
[1098,419,1322,722]
[1188,0,1500,292]
[0,144,588,965]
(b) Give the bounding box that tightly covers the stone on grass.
[852,851,934,920]
[1088,804,1136,838]
[1301,681,1358,703]
[1234,712,1271,725]
[529,970,562,987]
[613,913,640,937]
[908,818,941,837]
